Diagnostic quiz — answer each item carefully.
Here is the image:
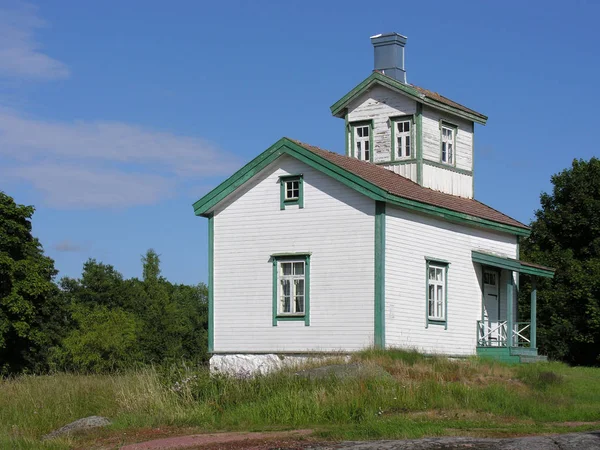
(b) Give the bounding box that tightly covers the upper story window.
[392,118,412,159]
[350,121,372,162]
[441,125,456,165]
[279,175,303,210]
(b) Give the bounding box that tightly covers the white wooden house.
[193,33,554,373]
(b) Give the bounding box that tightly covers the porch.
[471,251,554,363]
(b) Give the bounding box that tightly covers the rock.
[42,415,111,440]
[295,362,391,380]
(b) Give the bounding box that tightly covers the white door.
[483,270,501,345]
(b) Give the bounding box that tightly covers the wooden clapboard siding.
[213,155,375,353]
[347,85,417,163]
[422,163,472,198]
[380,162,418,183]
[384,205,517,355]
[421,105,474,198]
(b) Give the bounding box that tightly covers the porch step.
[477,346,548,364]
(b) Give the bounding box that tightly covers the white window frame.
[284,179,300,201]
[425,258,449,328]
[351,122,372,162]
[441,125,455,165]
[393,118,412,160]
[277,259,306,316]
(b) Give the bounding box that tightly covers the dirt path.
[120,430,600,450]
[120,429,314,450]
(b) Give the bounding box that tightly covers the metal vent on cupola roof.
[370,32,407,84]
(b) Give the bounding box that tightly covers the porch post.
[531,279,537,349]
[506,271,513,347]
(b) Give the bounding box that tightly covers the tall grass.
[1,350,599,449]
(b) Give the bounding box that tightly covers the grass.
[1,350,599,449]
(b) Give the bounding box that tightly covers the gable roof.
[330,71,488,125]
[193,138,528,237]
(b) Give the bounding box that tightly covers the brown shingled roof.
[412,84,487,120]
[291,139,528,231]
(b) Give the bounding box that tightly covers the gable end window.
[272,254,310,326]
[391,117,413,160]
[440,122,457,165]
[425,258,449,328]
[350,121,373,162]
[279,175,303,210]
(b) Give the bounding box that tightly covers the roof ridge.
[287,138,528,231]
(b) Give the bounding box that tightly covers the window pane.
[436,268,443,281]
[428,284,434,301]
[293,262,304,275]
[365,140,369,151]
[397,123,402,132]
[281,263,292,276]
[442,143,447,161]
[295,295,304,313]
[397,137,402,154]
[363,126,369,137]
[357,127,363,138]
[429,267,436,280]
[405,136,410,156]
[437,285,443,303]
[281,295,291,313]
[404,122,410,132]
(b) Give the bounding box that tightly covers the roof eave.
[193,138,528,237]
[330,72,488,125]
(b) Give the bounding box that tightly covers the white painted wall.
[422,163,473,198]
[384,205,517,356]
[212,155,375,353]
[380,162,418,184]
[421,105,474,171]
[347,85,417,163]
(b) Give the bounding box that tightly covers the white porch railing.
[477,321,531,347]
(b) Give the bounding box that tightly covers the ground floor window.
[272,253,310,326]
[426,258,449,328]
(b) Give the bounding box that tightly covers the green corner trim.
[192,138,529,237]
[208,214,214,353]
[471,251,554,278]
[416,103,423,185]
[344,115,350,156]
[330,72,488,124]
[374,201,386,348]
[272,254,311,326]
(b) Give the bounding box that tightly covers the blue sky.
[1,0,598,285]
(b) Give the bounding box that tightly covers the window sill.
[427,319,447,329]
[276,315,306,321]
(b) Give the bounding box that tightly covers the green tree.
[51,304,142,373]
[0,192,68,374]
[521,158,600,365]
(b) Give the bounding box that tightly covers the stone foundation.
[210,353,350,377]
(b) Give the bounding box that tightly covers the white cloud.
[0,5,239,209]
[53,239,88,253]
[0,3,70,80]
[5,163,175,208]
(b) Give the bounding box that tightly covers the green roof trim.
[330,72,488,125]
[471,251,555,278]
[192,138,528,237]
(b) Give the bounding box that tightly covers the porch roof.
[471,251,555,278]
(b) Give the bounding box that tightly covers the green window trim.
[390,114,415,162]
[439,119,458,167]
[272,253,311,326]
[279,174,304,210]
[349,120,374,162]
[425,257,449,330]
